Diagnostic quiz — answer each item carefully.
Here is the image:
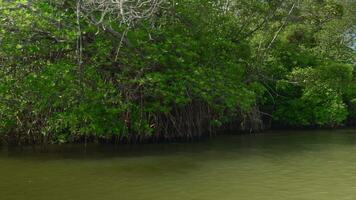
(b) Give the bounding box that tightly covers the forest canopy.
[0,0,355,144]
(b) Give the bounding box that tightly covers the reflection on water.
[1,129,356,200]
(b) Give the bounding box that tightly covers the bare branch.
[81,0,166,26]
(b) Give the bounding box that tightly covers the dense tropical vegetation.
[0,0,355,144]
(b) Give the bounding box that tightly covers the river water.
[1,129,356,200]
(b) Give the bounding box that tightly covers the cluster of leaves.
[274,63,352,126]
[262,0,356,127]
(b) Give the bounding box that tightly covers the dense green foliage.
[0,0,355,144]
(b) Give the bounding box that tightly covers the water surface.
[1,129,356,200]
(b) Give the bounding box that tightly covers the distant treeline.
[0,0,355,144]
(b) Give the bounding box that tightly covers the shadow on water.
[1,129,356,161]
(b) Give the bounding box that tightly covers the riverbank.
[1,127,355,147]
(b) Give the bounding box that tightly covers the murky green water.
[1,129,356,200]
